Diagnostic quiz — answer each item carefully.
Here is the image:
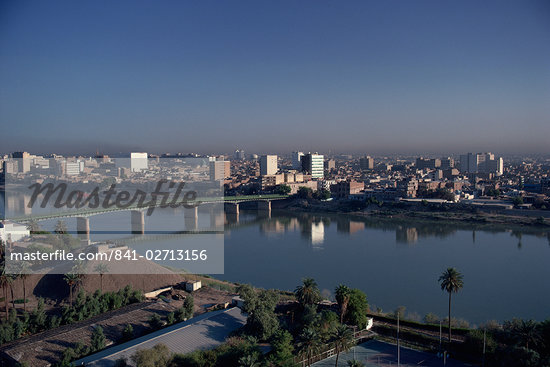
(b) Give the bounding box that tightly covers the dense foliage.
[0,286,143,345]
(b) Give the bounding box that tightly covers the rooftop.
[73,307,246,367]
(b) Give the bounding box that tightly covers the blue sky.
[1,0,549,155]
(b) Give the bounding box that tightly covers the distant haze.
[1,0,549,155]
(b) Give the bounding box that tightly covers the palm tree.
[0,266,10,320]
[18,262,30,312]
[298,328,322,367]
[94,263,109,292]
[238,353,259,367]
[26,219,40,234]
[514,319,541,351]
[8,274,17,310]
[54,220,68,235]
[335,285,351,324]
[438,267,464,343]
[331,325,355,367]
[295,278,321,306]
[64,273,80,305]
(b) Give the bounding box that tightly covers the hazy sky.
[1,0,549,156]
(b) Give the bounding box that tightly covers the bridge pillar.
[76,217,90,242]
[257,200,271,218]
[224,202,239,214]
[131,210,145,234]
[185,206,199,231]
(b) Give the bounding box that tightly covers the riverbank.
[271,197,550,230]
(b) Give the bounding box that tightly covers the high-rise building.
[415,157,441,170]
[234,149,246,160]
[302,153,324,179]
[65,161,81,176]
[440,157,454,170]
[12,151,30,173]
[460,152,503,175]
[292,151,304,170]
[260,155,278,175]
[209,160,230,181]
[359,156,374,170]
[483,157,504,176]
[130,152,148,172]
[325,159,336,171]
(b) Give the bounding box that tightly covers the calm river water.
[6,195,550,325]
[218,210,550,325]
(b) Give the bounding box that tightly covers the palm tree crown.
[439,268,464,294]
[295,278,321,306]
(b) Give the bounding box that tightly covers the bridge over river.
[8,195,287,240]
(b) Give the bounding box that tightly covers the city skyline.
[1,1,550,155]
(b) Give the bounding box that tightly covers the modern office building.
[359,156,374,170]
[65,161,82,176]
[460,152,503,175]
[209,160,230,181]
[234,149,245,160]
[292,151,304,170]
[302,153,324,179]
[325,159,336,171]
[415,157,441,170]
[12,151,30,173]
[116,152,148,173]
[440,157,454,170]
[130,152,148,172]
[260,155,278,175]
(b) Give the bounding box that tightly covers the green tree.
[331,325,355,367]
[238,353,260,367]
[183,295,194,319]
[297,187,313,199]
[314,189,331,200]
[148,314,163,330]
[268,329,295,366]
[91,325,106,351]
[237,284,280,341]
[346,289,368,329]
[513,196,524,207]
[276,184,292,195]
[347,361,365,367]
[54,220,68,235]
[439,267,464,343]
[512,319,541,351]
[166,312,175,325]
[121,323,134,342]
[335,285,351,324]
[17,262,31,312]
[131,343,171,367]
[295,278,321,307]
[94,263,109,292]
[64,273,80,305]
[297,327,322,367]
[0,264,11,320]
[26,219,40,233]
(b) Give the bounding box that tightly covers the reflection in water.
[249,212,467,248]
[7,194,31,216]
[396,226,418,245]
[220,210,550,323]
[310,222,325,248]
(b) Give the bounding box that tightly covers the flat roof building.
[260,155,278,175]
